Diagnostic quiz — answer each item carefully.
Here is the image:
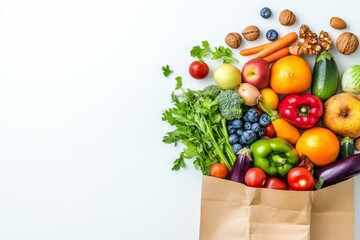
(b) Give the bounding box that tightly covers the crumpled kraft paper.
[199,176,354,240]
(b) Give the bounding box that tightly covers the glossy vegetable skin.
[228,148,252,184]
[340,137,355,159]
[287,167,315,191]
[278,94,323,129]
[210,163,229,179]
[311,51,340,101]
[189,60,209,79]
[250,138,300,177]
[264,177,287,190]
[314,153,360,189]
[244,167,266,187]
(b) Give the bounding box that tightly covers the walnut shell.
[241,25,260,41]
[279,9,296,26]
[336,32,359,55]
[225,32,242,49]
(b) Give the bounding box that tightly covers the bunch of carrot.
[239,32,297,63]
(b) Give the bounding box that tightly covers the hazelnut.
[336,32,359,55]
[225,32,242,49]
[241,25,260,41]
[330,17,347,30]
[279,9,296,26]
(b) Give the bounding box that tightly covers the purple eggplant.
[314,153,360,189]
[228,148,252,184]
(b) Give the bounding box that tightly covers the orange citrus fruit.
[257,87,279,111]
[270,55,312,94]
[295,127,340,166]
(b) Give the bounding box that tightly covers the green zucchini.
[340,137,355,159]
[311,51,340,101]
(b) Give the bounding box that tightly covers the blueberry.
[259,113,271,126]
[232,119,243,129]
[228,134,239,145]
[226,119,233,126]
[241,114,249,122]
[247,109,259,123]
[227,125,236,134]
[236,129,244,136]
[241,130,257,145]
[244,145,250,149]
[260,7,272,19]
[251,122,261,133]
[243,122,252,130]
[232,143,243,154]
[266,29,278,41]
[258,128,266,138]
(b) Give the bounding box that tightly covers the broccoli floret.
[218,90,245,120]
[202,85,221,100]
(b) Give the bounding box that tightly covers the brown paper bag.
[199,176,354,240]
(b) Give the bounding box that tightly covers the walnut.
[319,30,332,51]
[289,24,332,56]
[241,25,260,41]
[336,32,359,55]
[279,9,296,26]
[225,32,242,49]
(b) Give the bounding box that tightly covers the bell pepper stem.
[271,154,286,164]
[298,106,310,116]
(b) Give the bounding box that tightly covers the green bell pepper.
[250,138,300,178]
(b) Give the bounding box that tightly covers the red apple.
[241,58,270,89]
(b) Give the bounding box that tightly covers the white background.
[0,0,359,239]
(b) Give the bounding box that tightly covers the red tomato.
[189,61,209,79]
[265,123,276,138]
[287,167,315,191]
[244,167,266,188]
[264,177,287,190]
[210,163,228,179]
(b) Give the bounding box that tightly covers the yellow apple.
[322,93,360,138]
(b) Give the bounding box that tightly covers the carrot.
[239,42,272,56]
[262,47,290,63]
[272,118,300,145]
[255,32,298,58]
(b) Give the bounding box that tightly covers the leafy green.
[190,40,239,64]
[162,83,236,175]
[161,65,173,77]
[175,76,182,90]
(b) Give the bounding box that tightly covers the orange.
[270,55,312,94]
[257,87,279,111]
[295,127,340,166]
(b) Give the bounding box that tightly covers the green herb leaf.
[175,76,182,90]
[213,46,239,64]
[161,65,173,77]
[190,41,238,64]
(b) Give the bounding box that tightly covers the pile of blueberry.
[226,108,271,154]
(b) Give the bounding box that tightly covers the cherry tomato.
[264,177,287,190]
[210,163,228,179]
[287,167,315,191]
[244,167,266,188]
[189,60,209,79]
[265,123,276,138]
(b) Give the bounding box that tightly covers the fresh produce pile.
[162,7,360,191]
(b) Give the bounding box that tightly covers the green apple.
[214,64,242,90]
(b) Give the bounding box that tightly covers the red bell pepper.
[278,94,323,129]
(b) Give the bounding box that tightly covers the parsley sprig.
[161,65,173,77]
[190,40,239,64]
